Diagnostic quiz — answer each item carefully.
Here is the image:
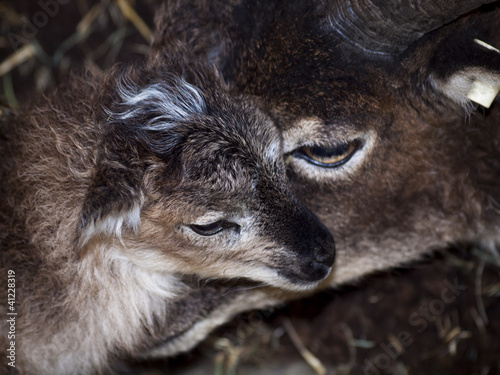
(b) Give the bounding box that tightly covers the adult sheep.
[144,0,500,359]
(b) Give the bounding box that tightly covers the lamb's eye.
[293,140,361,168]
[189,221,225,236]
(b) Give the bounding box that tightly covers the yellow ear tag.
[467,80,500,108]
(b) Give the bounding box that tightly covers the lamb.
[0,45,334,374]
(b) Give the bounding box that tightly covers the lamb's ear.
[429,34,500,110]
[77,164,143,247]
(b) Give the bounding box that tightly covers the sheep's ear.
[77,164,143,247]
[430,35,500,110]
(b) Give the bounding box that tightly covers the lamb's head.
[78,64,335,291]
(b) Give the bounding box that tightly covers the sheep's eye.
[293,140,361,168]
[189,221,225,236]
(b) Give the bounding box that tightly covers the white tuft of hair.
[114,76,207,131]
[79,203,142,246]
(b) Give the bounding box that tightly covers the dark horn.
[324,0,498,55]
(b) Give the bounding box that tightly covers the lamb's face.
[79,67,335,291]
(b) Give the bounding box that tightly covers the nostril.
[313,235,336,264]
[314,250,335,265]
[314,250,331,263]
